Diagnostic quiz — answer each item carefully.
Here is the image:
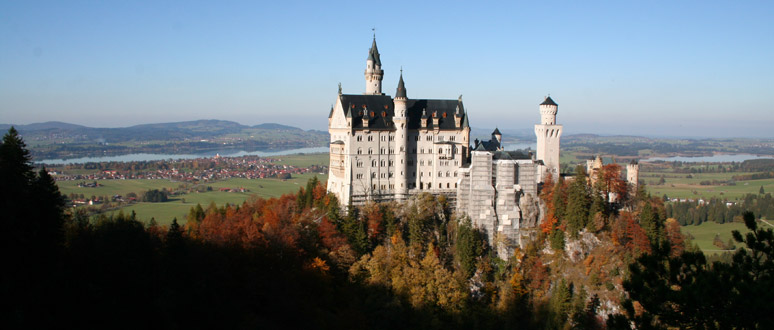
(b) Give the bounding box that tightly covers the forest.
[3,127,773,329]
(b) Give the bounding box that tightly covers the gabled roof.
[337,94,468,131]
[492,127,501,135]
[540,96,557,106]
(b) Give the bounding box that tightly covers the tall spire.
[396,69,407,99]
[367,36,381,66]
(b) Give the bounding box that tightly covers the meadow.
[56,153,330,226]
[640,169,774,200]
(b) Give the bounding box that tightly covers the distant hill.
[253,123,301,130]
[0,120,329,160]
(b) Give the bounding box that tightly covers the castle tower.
[492,128,502,144]
[534,96,562,180]
[364,36,384,95]
[627,160,640,189]
[394,71,408,199]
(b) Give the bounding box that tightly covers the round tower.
[539,96,558,125]
[627,160,640,189]
[394,71,408,199]
[364,36,384,95]
[534,96,563,180]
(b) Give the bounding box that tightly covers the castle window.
[371,172,376,178]
[400,147,404,152]
[454,171,457,177]
[368,135,373,142]
[370,111,375,117]
[381,136,386,142]
[426,136,432,141]
[455,183,458,188]
[381,111,386,117]
[420,148,424,154]
[389,148,394,154]
[389,160,394,166]
[389,135,394,141]
[357,148,362,155]
[381,173,386,178]
[389,172,393,178]
[357,160,363,167]
[357,136,362,141]
[372,160,377,167]
[368,148,373,154]
[438,171,442,177]
[439,148,443,154]
[447,183,450,188]
[438,183,442,188]
[380,160,385,167]
[446,171,450,177]
[381,148,385,154]
[420,160,424,166]
[381,185,386,190]
[442,112,447,118]
[356,173,363,179]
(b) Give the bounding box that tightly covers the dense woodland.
[3,127,773,329]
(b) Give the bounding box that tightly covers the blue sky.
[1,1,772,137]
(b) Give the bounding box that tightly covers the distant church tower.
[364,36,384,95]
[534,96,562,180]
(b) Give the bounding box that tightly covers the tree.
[565,166,591,237]
[456,217,484,278]
[761,185,766,195]
[620,212,774,329]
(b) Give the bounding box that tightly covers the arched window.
[371,160,377,166]
[357,148,362,155]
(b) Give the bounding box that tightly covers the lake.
[37,146,331,165]
[643,154,774,163]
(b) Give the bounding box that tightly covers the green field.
[58,172,327,226]
[273,153,329,168]
[680,221,755,254]
[642,171,774,200]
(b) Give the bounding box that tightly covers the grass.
[680,221,752,254]
[643,171,774,200]
[58,172,327,226]
[272,153,329,168]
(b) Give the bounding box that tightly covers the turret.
[364,36,384,95]
[539,96,558,125]
[534,96,563,181]
[394,72,408,199]
[627,160,640,189]
[492,127,502,144]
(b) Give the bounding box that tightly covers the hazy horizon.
[2,1,772,138]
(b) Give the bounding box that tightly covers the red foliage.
[612,212,651,255]
[319,216,347,252]
[599,163,629,201]
[665,218,685,257]
[364,204,384,240]
[525,257,550,295]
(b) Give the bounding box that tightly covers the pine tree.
[565,166,591,237]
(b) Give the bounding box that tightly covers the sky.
[1,1,773,138]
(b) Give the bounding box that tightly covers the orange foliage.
[612,212,651,256]
[665,218,685,257]
[364,204,384,240]
[319,216,347,252]
[540,214,558,235]
[599,163,629,201]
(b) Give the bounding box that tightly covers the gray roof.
[492,127,501,135]
[493,150,532,160]
[337,94,468,131]
[396,73,407,98]
[367,38,381,66]
[540,96,557,106]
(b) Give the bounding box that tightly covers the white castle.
[327,37,471,205]
[326,37,603,256]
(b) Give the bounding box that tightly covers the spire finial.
[338,82,342,95]
[372,27,376,39]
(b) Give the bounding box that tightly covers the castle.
[326,37,635,256]
[327,37,471,205]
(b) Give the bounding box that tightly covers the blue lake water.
[37,146,331,165]
[643,154,774,163]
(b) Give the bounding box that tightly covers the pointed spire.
[540,96,557,106]
[396,69,407,99]
[367,35,381,66]
[492,127,501,136]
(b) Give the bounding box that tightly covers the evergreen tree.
[565,166,591,237]
[639,202,663,246]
